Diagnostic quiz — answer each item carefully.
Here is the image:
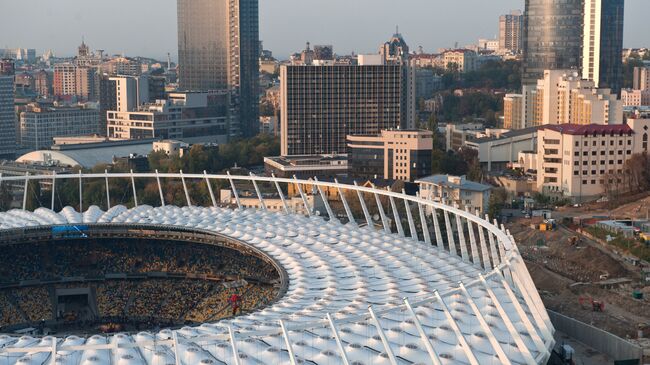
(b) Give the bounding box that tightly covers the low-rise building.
[347,129,433,182]
[464,127,539,172]
[442,49,477,73]
[444,123,485,151]
[416,174,491,213]
[153,140,189,157]
[535,120,650,199]
[264,154,348,179]
[621,89,650,107]
[107,91,230,144]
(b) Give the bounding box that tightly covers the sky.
[0,0,647,61]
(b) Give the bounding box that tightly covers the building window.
[591,180,596,184]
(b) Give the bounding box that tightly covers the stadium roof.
[0,201,554,364]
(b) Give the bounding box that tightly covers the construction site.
[508,196,650,357]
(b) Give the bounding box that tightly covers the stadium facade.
[0,173,555,364]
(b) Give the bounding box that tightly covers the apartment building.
[347,129,433,182]
[510,70,623,129]
[53,63,77,97]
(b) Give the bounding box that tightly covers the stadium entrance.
[0,225,287,336]
[56,288,97,323]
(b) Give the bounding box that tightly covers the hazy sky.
[1,0,647,61]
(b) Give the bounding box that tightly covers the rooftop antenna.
[167,52,171,70]
[395,25,399,35]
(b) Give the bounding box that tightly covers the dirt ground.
[508,218,650,338]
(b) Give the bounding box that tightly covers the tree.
[458,147,482,182]
[487,187,507,220]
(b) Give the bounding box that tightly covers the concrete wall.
[548,310,643,362]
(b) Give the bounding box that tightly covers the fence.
[548,310,643,362]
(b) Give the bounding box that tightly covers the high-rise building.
[110,76,150,113]
[499,11,523,53]
[379,29,410,65]
[98,75,117,137]
[281,63,410,156]
[532,70,622,126]
[0,59,16,158]
[53,63,77,98]
[177,0,259,137]
[509,69,623,129]
[582,0,624,94]
[522,0,584,85]
[503,94,524,129]
[75,67,97,101]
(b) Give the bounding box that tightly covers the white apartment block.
[536,119,650,199]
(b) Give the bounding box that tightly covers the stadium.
[0,172,555,365]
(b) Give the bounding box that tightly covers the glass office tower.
[522,0,584,85]
[592,0,624,94]
[177,0,259,137]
